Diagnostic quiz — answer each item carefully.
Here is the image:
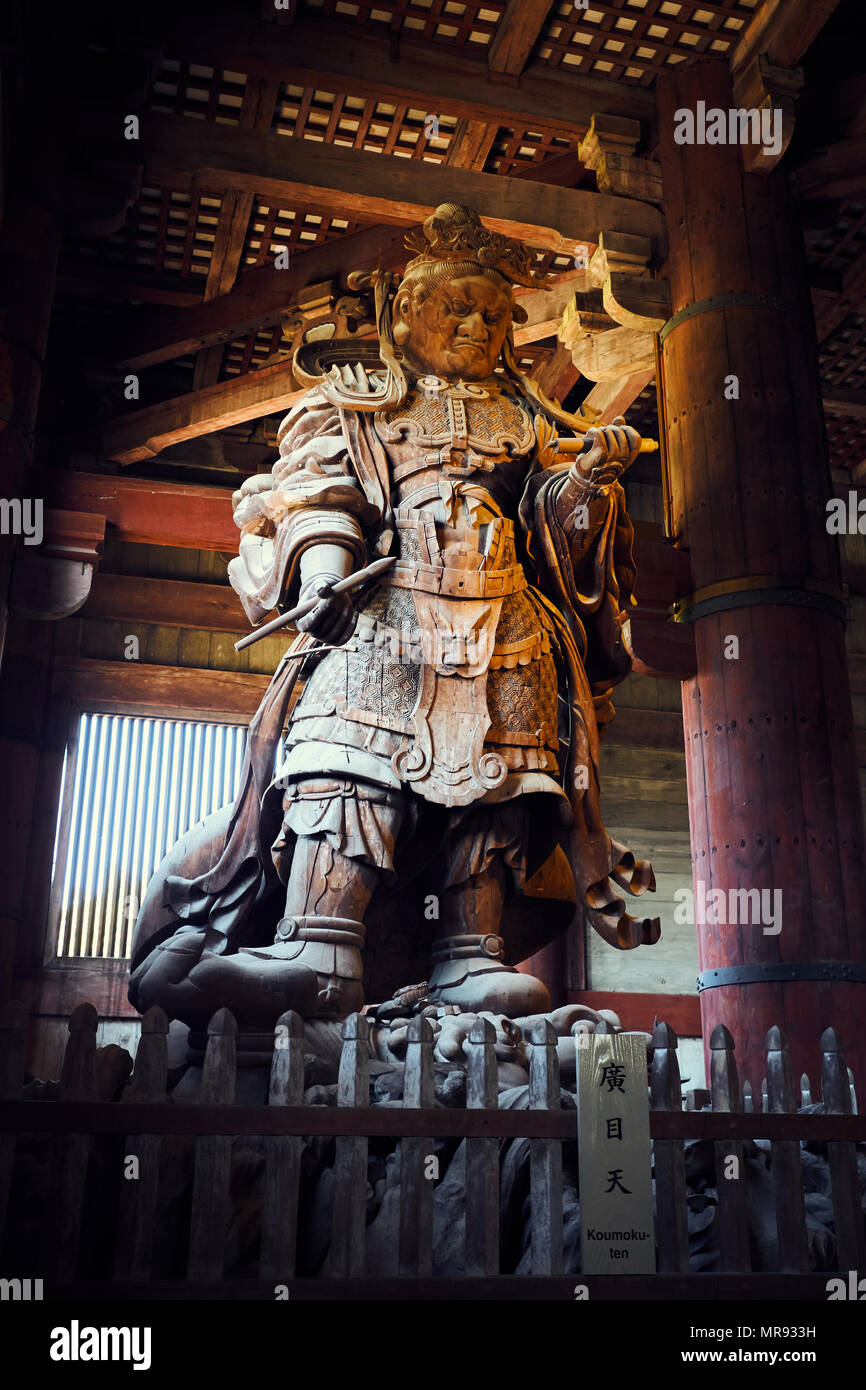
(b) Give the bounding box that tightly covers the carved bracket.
[578,113,663,204]
[585,231,672,332]
[733,55,804,175]
[8,509,106,621]
[278,277,377,365]
[562,323,656,382]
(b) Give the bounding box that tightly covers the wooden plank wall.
[53,534,286,677]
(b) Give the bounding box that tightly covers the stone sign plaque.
[577,1031,656,1275]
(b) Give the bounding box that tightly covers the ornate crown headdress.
[401,203,540,289]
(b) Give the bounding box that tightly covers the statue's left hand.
[574,415,641,482]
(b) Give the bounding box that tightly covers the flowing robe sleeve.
[519,454,660,951]
[228,385,381,624]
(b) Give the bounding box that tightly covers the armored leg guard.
[426,931,550,1016]
[241,915,365,1019]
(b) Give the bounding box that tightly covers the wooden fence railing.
[0,1000,864,1297]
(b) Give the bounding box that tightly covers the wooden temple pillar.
[0,157,63,999]
[656,59,866,1089]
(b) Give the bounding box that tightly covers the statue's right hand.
[295,575,356,645]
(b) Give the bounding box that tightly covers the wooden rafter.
[103,360,305,464]
[487,0,556,78]
[192,77,281,389]
[139,114,665,259]
[82,572,253,631]
[445,119,497,173]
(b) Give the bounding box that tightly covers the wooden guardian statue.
[128,203,660,1030]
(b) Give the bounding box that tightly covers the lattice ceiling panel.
[301,0,505,47]
[533,0,758,85]
[820,315,866,393]
[222,325,287,380]
[151,59,249,123]
[273,84,458,158]
[75,185,225,282]
[807,202,866,281]
[239,201,370,272]
[485,127,576,176]
[825,416,866,473]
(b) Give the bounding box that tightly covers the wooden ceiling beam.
[53,656,270,722]
[487,0,556,78]
[57,266,203,308]
[102,359,306,464]
[732,0,842,75]
[49,471,239,551]
[82,572,252,632]
[153,15,654,133]
[139,113,666,258]
[117,143,596,374]
[822,386,866,419]
[114,223,410,371]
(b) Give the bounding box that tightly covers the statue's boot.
[426,932,550,1016]
[129,926,320,1029]
[240,915,365,1019]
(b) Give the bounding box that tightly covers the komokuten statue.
[129,204,660,1036]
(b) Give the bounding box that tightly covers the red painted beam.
[568,990,701,1036]
[48,471,238,553]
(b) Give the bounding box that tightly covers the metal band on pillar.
[659,292,787,344]
[697,963,866,991]
[671,574,848,626]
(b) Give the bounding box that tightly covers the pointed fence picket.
[465,1017,499,1276]
[651,1023,690,1273]
[187,1007,236,1282]
[0,1005,864,1295]
[260,1010,305,1283]
[52,1002,97,1283]
[398,1016,434,1276]
[114,1005,169,1282]
[528,1020,563,1275]
[821,1027,866,1274]
[330,1012,368,1278]
[709,1024,750,1272]
[765,1027,810,1272]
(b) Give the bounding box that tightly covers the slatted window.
[52,713,248,960]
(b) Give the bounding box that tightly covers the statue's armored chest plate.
[375,376,535,463]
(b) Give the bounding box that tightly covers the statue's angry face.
[393,273,513,380]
